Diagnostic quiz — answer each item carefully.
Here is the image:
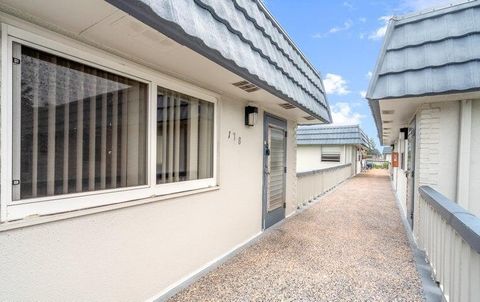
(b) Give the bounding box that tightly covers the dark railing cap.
[419,186,480,253]
[297,163,352,178]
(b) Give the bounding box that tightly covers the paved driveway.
[169,170,423,301]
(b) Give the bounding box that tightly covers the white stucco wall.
[392,136,407,215]
[0,38,299,301]
[469,100,480,216]
[286,120,298,217]
[296,144,354,173]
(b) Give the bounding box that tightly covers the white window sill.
[0,186,220,232]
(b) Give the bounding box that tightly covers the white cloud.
[331,102,365,125]
[366,71,373,79]
[313,20,353,38]
[368,16,392,40]
[401,0,464,11]
[343,1,354,10]
[360,91,367,98]
[323,73,350,95]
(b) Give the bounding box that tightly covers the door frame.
[262,112,287,230]
[407,117,416,229]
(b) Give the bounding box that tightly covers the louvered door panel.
[267,127,286,211]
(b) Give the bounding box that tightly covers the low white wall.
[296,164,353,207]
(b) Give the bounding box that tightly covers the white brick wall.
[416,105,441,188]
[413,101,460,244]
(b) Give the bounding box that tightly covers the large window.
[2,27,217,221]
[12,42,148,201]
[156,87,214,184]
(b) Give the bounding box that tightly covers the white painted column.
[457,100,472,209]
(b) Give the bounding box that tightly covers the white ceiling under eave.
[374,90,480,146]
[0,0,330,124]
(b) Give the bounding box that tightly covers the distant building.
[296,124,368,174]
[382,146,392,162]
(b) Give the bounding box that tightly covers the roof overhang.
[106,0,332,123]
[0,0,332,124]
[367,1,480,144]
[370,90,480,145]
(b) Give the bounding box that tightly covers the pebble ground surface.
[168,170,424,302]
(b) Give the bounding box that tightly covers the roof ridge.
[394,0,479,25]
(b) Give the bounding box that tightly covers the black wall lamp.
[245,106,258,127]
[400,127,408,140]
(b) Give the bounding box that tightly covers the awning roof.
[106,0,332,123]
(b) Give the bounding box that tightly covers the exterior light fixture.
[245,106,258,127]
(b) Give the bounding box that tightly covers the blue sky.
[263,0,463,148]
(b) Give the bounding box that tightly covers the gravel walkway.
[169,170,424,301]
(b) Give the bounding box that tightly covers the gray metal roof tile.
[106,0,331,122]
[297,125,369,147]
[367,1,480,141]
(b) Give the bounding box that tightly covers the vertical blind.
[156,88,214,184]
[13,43,148,200]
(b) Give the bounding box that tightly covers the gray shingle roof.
[367,1,480,101]
[106,0,331,122]
[367,0,480,141]
[297,125,369,147]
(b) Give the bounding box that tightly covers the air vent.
[279,103,296,109]
[383,120,393,124]
[382,110,395,115]
[304,116,316,121]
[232,80,260,93]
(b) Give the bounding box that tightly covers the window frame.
[0,24,218,222]
[321,153,341,163]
